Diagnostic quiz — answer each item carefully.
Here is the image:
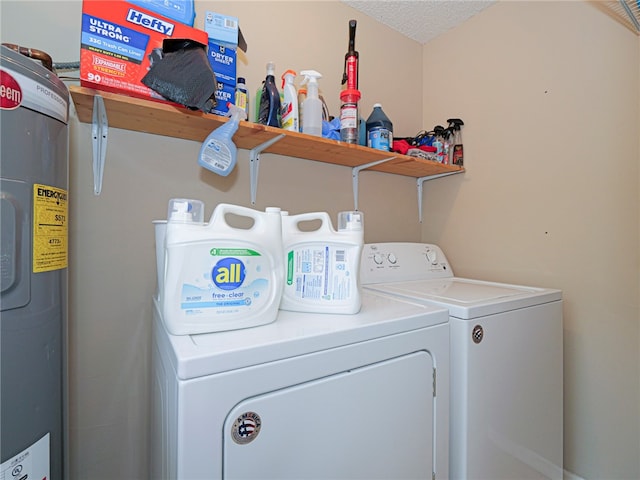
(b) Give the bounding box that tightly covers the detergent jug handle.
[287,212,335,233]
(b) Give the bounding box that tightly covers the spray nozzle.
[447,118,465,131]
[226,102,247,122]
[300,70,322,86]
[281,69,296,89]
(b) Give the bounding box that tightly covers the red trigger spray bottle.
[340,20,361,144]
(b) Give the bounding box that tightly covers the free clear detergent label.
[286,246,354,303]
[178,247,271,317]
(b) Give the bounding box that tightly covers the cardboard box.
[80,1,209,102]
[204,11,240,116]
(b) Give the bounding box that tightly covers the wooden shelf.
[69,86,464,179]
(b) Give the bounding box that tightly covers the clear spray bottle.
[300,70,323,137]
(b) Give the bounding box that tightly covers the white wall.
[421,2,640,479]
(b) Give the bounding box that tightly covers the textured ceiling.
[341,0,496,44]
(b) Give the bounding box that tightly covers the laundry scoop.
[142,38,217,112]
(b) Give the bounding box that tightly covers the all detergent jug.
[281,210,364,314]
[160,200,284,335]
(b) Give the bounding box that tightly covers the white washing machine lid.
[154,291,448,380]
[364,277,562,319]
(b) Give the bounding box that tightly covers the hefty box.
[80,1,208,102]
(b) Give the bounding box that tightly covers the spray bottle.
[447,118,465,166]
[300,70,323,136]
[280,69,299,132]
[198,103,247,176]
[257,61,281,127]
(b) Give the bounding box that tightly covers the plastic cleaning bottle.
[298,87,307,131]
[234,76,249,119]
[280,69,298,132]
[257,61,281,127]
[300,70,323,136]
[433,125,446,164]
[340,88,360,144]
[447,118,464,166]
[198,103,247,176]
[366,103,393,151]
[280,210,364,314]
[161,201,285,335]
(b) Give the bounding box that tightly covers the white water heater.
[0,44,69,480]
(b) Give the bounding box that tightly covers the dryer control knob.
[426,249,438,265]
[387,253,397,264]
[373,253,384,264]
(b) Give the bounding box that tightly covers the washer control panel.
[360,242,454,284]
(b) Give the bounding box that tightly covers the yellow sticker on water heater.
[33,184,68,273]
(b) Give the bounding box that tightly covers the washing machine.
[360,243,563,480]
[151,290,450,480]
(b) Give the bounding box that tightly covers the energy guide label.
[33,183,68,273]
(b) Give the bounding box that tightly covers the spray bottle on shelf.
[280,69,299,132]
[300,70,323,136]
[198,103,247,176]
[447,118,465,166]
[433,125,446,164]
[257,61,281,127]
[298,87,307,131]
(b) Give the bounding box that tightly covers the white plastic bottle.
[300,70,323,136]
[280,69,298,132]
[161,201,284,335]
[280,210,364,314]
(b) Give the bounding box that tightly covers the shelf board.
[69,86,464,178]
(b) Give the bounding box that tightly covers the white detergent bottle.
[162,201,284,335]
[281,210,364,314]
[280,69,298,132]
[198,103,247,176]
[300,70,323,136]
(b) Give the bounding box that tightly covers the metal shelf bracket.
[249,134,285,205]
[352,156,396,211]
[417,171,462,222]
[91,94,108,195]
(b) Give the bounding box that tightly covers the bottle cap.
[167,198,205,223]
[338,211,363,231]
[340,89,361,102]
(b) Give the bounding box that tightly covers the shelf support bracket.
[91,94,108,196]
[249,134,285,205]
[352,156,396,211]
[417,171,462,223]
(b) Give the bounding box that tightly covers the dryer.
[361,243,563,480]
[151,290,450,480]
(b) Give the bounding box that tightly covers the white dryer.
[151,290,450,480]
[361,243,563,480]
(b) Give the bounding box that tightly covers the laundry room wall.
[1,1,426,479]
[420,2,640,480]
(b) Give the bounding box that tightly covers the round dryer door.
[223,351,435,479]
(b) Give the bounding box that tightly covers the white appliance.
[151,290,451,480]
[361,243,563,480]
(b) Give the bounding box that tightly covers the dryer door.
[223,351,434,479]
